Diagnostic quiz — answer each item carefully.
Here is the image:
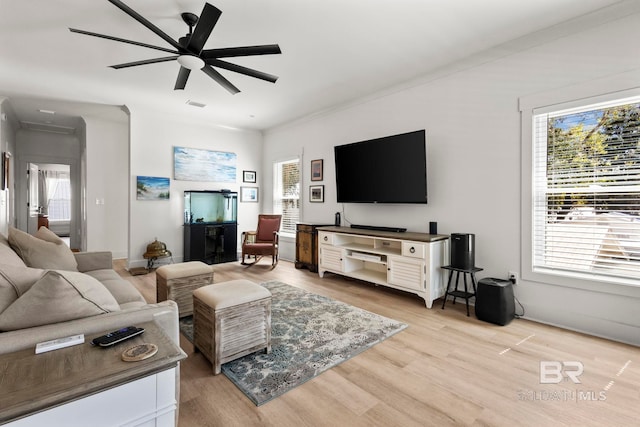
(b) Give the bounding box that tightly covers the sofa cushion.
[8,226,78,271]
[0,264,46,313]
[0,233,27,268]
[0,270,120,331]
[84,269,146,306]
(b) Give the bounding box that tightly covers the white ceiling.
[0,0,624,132]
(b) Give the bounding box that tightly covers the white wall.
[84,115,129,257]
[263,8,640,344]
[127,108,263,269]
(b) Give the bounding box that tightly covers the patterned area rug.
[179,280,407,405]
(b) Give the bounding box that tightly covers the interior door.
[27,163,39,234]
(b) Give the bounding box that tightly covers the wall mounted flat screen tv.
[334,129,427,204]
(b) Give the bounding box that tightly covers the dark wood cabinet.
[295,223,332,272]
[184,223,238,264]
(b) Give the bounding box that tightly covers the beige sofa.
[0,227,180,354]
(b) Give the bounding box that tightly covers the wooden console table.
[0,321,186,426]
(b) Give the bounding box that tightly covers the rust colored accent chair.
[241,214,282,267]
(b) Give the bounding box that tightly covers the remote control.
[91,326,145,347]
[35,334,85,354]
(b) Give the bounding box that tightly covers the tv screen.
[334,130,427,204]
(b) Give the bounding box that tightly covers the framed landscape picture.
[174,146,236,182]
[240,186,259,202]
[311,159,323,181]
[136,176,170,200]
[309,185,324,202]
[243,170,256,183]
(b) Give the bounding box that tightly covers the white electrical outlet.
[508,271,518,285]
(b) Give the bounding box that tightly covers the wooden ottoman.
[156,261,214,317]
[192,280,272,375]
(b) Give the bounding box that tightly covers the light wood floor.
[115,259,640,427]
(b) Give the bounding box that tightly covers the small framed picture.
[309,185,324,203]
[243,170,256,183]
[240,186,259,202]
[311,159,323,181]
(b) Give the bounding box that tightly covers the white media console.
[317,226,449,308]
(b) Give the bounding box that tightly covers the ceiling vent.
[186,100,206,108]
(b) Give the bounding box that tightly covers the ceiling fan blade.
[174,67,191,90]
[206,59,278,83]
[187,3,221,54]
[69,28,179,55]
[110,56,178,69]
[201,44,281,59]
[107,0,183,51]
[201,65,240,94]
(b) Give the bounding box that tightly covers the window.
[532,97,640,283]
[273,158,300,235]
[39,170,71,221]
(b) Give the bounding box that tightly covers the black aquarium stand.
[184,223,238,264]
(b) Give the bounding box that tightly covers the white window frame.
[520,75,640,297]
[273,157,300,238]
[46,173,71,222]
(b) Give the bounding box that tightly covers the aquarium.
[184,190,237,224]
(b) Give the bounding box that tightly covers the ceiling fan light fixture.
[71,2,281,92]
[177,55,205,70]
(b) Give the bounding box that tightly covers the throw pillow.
[8,226,78,271]
[34,226,66,244]
[0,233,28,267]
[0,270,120,331]
[0,264,46,314]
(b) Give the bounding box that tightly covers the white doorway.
[28,163,72,239]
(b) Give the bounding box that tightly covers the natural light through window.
[40,170,71,221]
[273,158,300,236]
[532,97,640,282]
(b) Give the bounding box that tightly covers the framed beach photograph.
[243,170,256,183]
[240,186,259,203]
[309,185,324,202]
[311,159,323,181]
[136,176,170,200]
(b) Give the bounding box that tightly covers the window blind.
[273,159,300,234]
[532,99,640,282]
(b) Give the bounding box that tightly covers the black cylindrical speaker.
[429,221,437,234]
[475,278,515,325]
[450,233,475,270]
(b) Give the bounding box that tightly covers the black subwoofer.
[475,278,515,326]
[450,233,475,270]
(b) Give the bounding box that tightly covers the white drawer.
[318,232,334,245]
[402,241,427,259]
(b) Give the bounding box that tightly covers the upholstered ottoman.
[192,280,272,375]
[156,261,214,317]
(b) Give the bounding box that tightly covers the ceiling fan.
[69,0,281,94]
